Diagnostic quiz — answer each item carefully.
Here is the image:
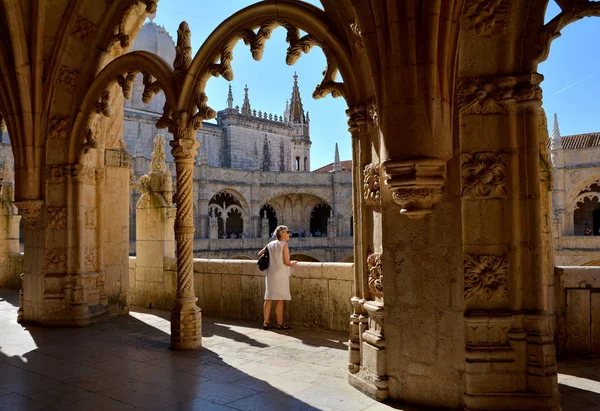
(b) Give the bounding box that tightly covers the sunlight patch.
[558,373,600,394]
[129,311,170,333]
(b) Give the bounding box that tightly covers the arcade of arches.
[2,0,597,409]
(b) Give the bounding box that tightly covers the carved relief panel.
[367,252,383,300]
[461,152,507,198]
[464,253,508,302]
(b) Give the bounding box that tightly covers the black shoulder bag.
[257,248,270,271]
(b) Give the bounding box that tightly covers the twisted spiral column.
[170,137,202,350]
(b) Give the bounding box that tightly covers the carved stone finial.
[174,21,192,72]
[151,134,167,173]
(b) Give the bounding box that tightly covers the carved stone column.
[170,134,201,350]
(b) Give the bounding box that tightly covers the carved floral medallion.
[464,254,508,302]
[461,152,507,198]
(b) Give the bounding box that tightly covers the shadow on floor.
[0,288,324,410]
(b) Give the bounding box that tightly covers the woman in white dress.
[257,225,297,330]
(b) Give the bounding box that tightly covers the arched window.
[295,156,300,171]
[310,203,332,236]
[304,156,308,171]
[259,204,278,234]
[209,191,244,237]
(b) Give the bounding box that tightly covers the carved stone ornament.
[363,163,381,205]
[71,15,98,44]
[56,66,80,94]
[45,248,67,272]
[464,254,508,302]
[461,152,507,198]
[85,209,97,229]
[367,253,383,297]
[105,149,132,168]
[462,0,511,37]
[85,246,97,272]
[151,134,167,172]
[14,200,44,229]
[457,73,543,115]
[48,116,70,140]
[349,15,364,51]
[46,207,67,230]
[384,158,446,218]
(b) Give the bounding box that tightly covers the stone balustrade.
[129,257,353,332]
[555,266,600,356]
[554,236,600,266]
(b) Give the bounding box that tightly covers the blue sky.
[152,0,347,171]
[539,2,600,137]
[152,1,600,170]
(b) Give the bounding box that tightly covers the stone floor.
[0,289,598,411]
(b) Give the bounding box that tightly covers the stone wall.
[128,257,353,332]
[555,266,600,357]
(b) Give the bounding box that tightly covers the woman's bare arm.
[282,243,297,266]
[257,246,267,257]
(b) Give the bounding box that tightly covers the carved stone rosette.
[464,254,508,302]
[384,158,446,218]
[461,152,507,198]
[363,163,381,206]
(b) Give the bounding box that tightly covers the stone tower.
[286,73,311,172]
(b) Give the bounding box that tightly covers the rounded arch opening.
[259,203,278,235]
[310,202,332,236]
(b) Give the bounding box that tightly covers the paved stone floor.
[0,289,599,411]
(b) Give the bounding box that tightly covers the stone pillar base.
[348,369,389,402]
[170,297,202,350]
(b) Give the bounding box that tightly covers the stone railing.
[556,236,600,249]
[555,266,600,356]
[128,257,354,332]
[0,252,24,289]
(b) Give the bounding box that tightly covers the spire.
[227,83,234,110]
[241,84,251,115]
[551,113,562,150]
[287,72,305,124]
[284,100,289,122]
[333,143,341,172]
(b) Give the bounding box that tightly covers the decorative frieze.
[465,314,512,348]
[463,0,511,37]
[367,253,383,297]
[458,73,543,114]
[45,248,67,272]
[384,158,446,218]
[71,15,97,44]
[46,164,96,184]
[56,66,80,94]
[363,163,381,206]
[464,254,508,302]
[46,207,67,229]
[461,152,507,198]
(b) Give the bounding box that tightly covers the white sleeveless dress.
[264,240,291,300]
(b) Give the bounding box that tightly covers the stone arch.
[567,175,600,207]
[178,1,360,122]
[69,51,178,163]
[209,190,248,237]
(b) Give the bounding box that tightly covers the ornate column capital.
[170,137,200,162]
[382,158,446,218]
